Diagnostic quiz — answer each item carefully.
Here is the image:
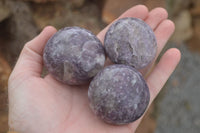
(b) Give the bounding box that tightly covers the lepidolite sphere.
[43,27,105,85]
[88,64,150,124]
[104,17,157,69]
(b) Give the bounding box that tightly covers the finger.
[127,48,181,132]
[146,48,181,102]
[145,7,168,30]
[12,26,57,77]
[26,26,57,56]
[139,19,175,76]
[154,19,175,58]
[97,5,149,42]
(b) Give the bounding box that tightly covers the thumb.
[10,26,57,81]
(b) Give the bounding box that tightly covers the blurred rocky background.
[0,0,200,133]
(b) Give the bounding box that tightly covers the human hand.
[8,5,181,133]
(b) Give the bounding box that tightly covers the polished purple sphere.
[104,17,157,69]
[88,64,150,124]
[43,27,105,85]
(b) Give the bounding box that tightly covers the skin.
[8,5,181,133]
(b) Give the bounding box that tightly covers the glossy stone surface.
[88,64,150,124]
[43,27,105,85]
[104,17,157,69]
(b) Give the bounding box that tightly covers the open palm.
[8,5,181,133]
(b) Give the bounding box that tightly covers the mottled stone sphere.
[43,27,105,85]
[104,17,157,69]
[88,64,150,125]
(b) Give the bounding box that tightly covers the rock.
[31,1,103,34]
[189,0,200,16]
[0,55,10,133]
[102,0,140,24]
[104,18,157,69]
[190,7,200,17]
[145,0,165,10]
[0,55,11,110]
[166,0,192,16]
[102,0,166,24]
[194,18,200,30]
[3,0,38,66]
[31,1,66,30]
[88,64,150,124]
[171,10,193,44]
[0,1,11,22]
[43,27,105,85]
[0,55,11,91]
[190,0,200,17]
[187,18,200,52]
[0,112,8,133]
[69,0,85,8]
[192,18,200,39]
[22,0,57,3]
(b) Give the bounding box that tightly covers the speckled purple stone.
[88,64,150,125]
[43,27,105,85]
[104,17,157,69]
